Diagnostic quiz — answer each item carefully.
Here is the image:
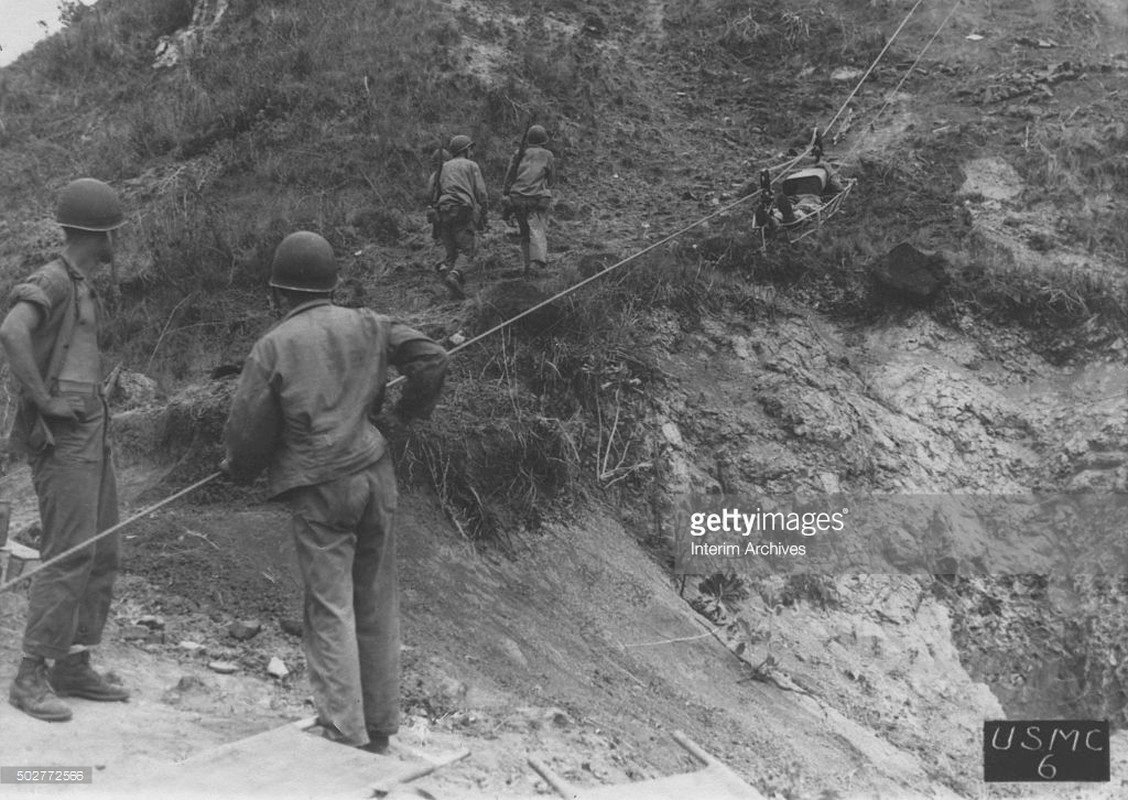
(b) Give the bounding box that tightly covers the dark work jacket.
[224,300,448,498]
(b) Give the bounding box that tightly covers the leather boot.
[442,268,466,299]
[9,657,72,722]
[49,650,130,702]
[359,730,390,755]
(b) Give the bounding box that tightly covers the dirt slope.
[0,475,980,799]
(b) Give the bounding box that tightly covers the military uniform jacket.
[431,157,489,216]
[5,257,98,455]
[224,299,448,498]
[507,146,554,198]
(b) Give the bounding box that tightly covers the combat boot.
[358,729,390,755]
[442,268,466,300]
[49,650,130,702]
[9,657,72,722]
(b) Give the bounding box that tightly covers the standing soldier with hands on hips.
[3,178,131,722]
[503,124,555,278]
[222,231,448,754]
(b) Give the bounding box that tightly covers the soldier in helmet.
[1,178,130,721]
[503,125,555,277]
[222,231,448,754]
[428,134,488,299]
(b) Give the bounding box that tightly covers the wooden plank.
[115,717,402,799]
[2,541,40,582]
[4,541,40,561]
[370,747,470,795]
[580,765,767,800]
[527,732,767,800]
[512,766,767,800]
[528,756,581,798]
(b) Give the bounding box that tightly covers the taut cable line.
[851,0,964,154]
[2,4,925,592]
[0,471,222,594]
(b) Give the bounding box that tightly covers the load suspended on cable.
[750,130,855,249]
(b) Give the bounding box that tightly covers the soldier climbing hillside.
[502,124,555,278]
[428,134,489,300]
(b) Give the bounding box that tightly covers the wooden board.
[527,731,767,800]
[106,718,404,799]
[580,764,767,800]
[2,541,39,582]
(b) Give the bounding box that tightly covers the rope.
[0,471,222,595]
[851,0,964,152]
[388,0,924,382]
[2,5,919,592]
[823,0,927,138]
[387,0,930,383]
[387,146,821,390]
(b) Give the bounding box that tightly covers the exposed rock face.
[152,0,230,69]
[657,306,1128,499]
[957,156,1025,202]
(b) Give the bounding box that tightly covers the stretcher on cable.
[750,130,856,250]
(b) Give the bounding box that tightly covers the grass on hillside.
[2,0,1125,542]
[0,0,596,379]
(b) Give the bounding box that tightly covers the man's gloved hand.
[37,395,83,421]
[218,458,231,477]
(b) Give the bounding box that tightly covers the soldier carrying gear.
[2,178,131,723]
[427,134,489,300]
[503,124,555,278]
[224,230,449,755]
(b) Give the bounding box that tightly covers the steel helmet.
[527,125,548,145]
[449,135,473,156]
[56,178,125,232]
[269,231,338,292]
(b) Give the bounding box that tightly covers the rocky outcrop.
[152,0,230,69]
[871,242,949,301]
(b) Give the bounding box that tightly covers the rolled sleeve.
[9,266,71,321]
[388,323,448,420]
